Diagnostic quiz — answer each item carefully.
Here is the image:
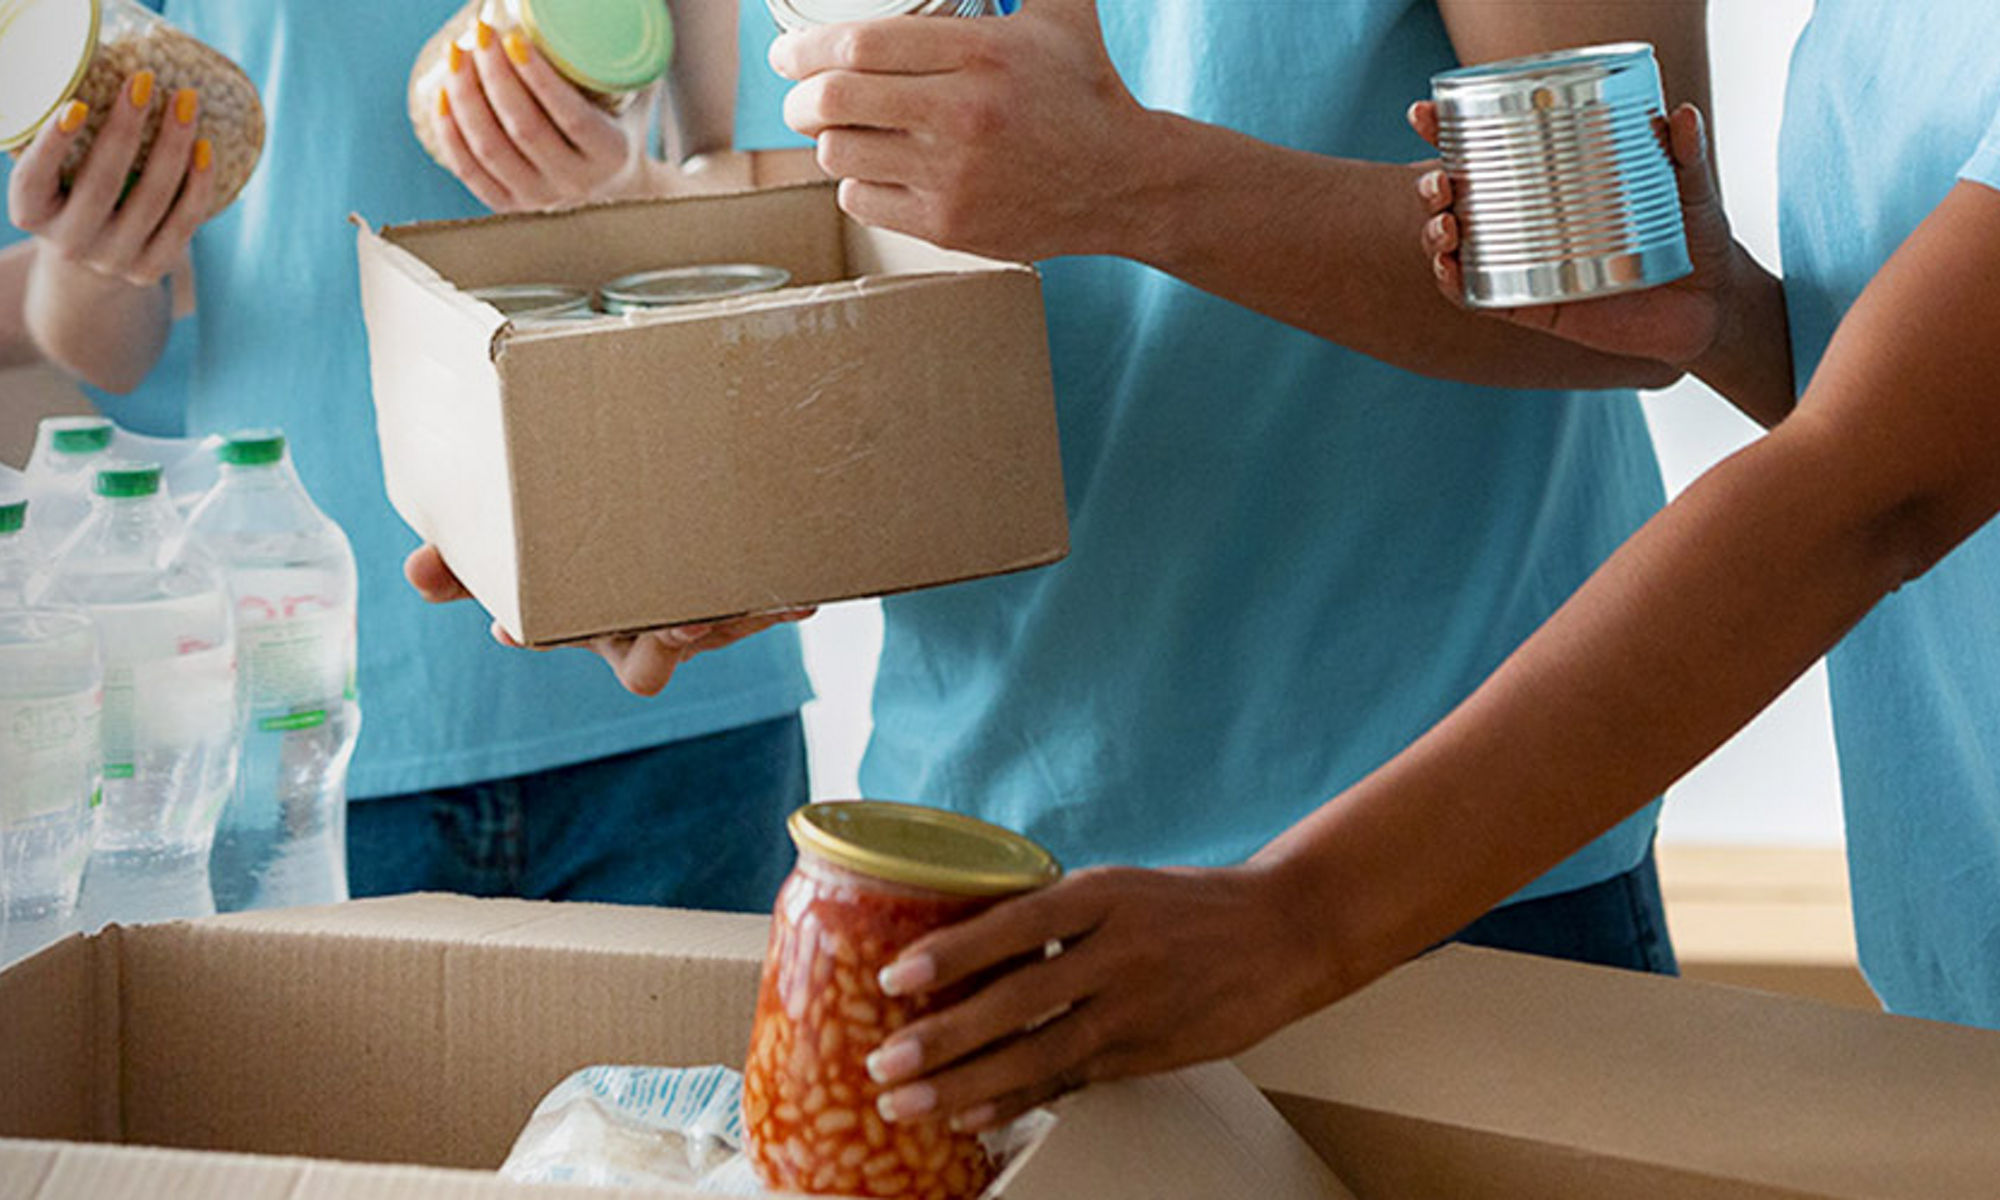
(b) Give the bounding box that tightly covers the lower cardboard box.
[2,895,1996,1199]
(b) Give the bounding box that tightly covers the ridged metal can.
[1432,43,1691,308]
[767,0,994,34]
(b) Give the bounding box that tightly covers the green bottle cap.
[518,0,673,93]
[0,500,26,534]
[218,429,287,467]
[48,417,114,455]
[95,462,163,499]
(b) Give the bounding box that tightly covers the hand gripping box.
[355,183,1069,647]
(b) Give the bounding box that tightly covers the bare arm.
[0,241,38,370]
[774,0,1732,389]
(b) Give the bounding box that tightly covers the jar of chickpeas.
[744,801,1060,1199]
[0,0,265,218]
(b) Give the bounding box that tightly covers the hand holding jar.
[409,0,673,212]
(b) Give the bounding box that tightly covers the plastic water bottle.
[0,495,103,964]
[24,416,115,553]
[185,432,358,912]
[39,462,238,928]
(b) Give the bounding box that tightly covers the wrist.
[1095,109,1216,267]
[1684,241,1777,378]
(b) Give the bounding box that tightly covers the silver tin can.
[767,0,993,34]
[597,263,793,314]
[1432,43,1691,308]
[469,283,597,324]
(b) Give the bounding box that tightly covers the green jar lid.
[95,462,163,499]
[518,0,673,93]
[0,0,100,151]
[48,417,114,456]
[788,801,1062,898]
[0,500,26,534]
[218,429,287,466]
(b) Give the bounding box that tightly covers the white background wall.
[800,0,1844,848]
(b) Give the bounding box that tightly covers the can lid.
[95,462,163,499]
[218,429,287,466]
[788,801,1061,897]
[470,283,596,320]
[517,0,673,93]
[0,499,26,534]
[0,0,100,150]
[47,417,115,456]
[599,263,791,311]
[768,0,985,30]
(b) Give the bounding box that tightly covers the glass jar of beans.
[745,801,1060,1199]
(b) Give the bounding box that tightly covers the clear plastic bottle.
[185,432,357,912]
[0,496,103,965]
[24,416,116,554]
[38,462,237,928]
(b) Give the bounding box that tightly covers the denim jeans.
[1447,842,1680,975]
[346,714,809,914]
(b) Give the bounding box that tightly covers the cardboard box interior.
[356,184,1069,647]
[0,895,1348,1200]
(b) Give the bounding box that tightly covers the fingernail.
[878,953,935,997]
[866,1038,923,1085]
[878,1082,936,1123]
[666,623,711,645]
[192,138,212,172]
[1432,254,1448,280]
[504,29,531,66]
[475,19,495,50]
[1419,171,1441,200]
[1426,213,1448,240]
[128,70,155,110]
[173,88,197,126]
[949,1104,995,1133]
[437,88,451,118]
[57,100,88,134]
[448,42,465,73]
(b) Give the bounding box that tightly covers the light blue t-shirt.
[139,1,811,798]
[1778,1,2000,1028]
[741,1,1666,895]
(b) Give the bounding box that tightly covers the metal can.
[767,0,995,34]
[1431,43,1691,308]
[468,283,597,325]
[743,801,1061,1198]
[596,263,792,314]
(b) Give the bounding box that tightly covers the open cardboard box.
[355,183,1069,648]
[5,895,1999,1199]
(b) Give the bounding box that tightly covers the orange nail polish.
[57,100,88,134]
[475,20,494,50]
[448,41,465,73]
[503,29,530,67]
[193,138,213,172]
[437,88,451,118]
[128,69,155,110]
[173,87,197,126]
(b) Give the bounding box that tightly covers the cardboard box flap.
[1237,946,2000,1199]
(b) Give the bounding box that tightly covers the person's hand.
[8,71,214,288]
[859,862,1331,1132]
[769,0,1158,261]
[403,544,816,696]
[422,20,652,212]
[1408,100,1738,370]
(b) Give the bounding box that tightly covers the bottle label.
[0,690,102,823]
[103,644,237,778]
[236,601,352,713]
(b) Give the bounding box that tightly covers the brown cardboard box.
[0,895,1351,1200]
[1658,843,1879,1011]
[1237,946,2000,1198]
[355,183,1069,648]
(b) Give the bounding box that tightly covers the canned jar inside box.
[744,801,1060,1198]
[767,0,995,34]
[1432,42,1692,308]
[0,0,266,218]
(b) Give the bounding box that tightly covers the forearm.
[0,242,37,369]
[24,246,171,394]
[1111,115,1682,391]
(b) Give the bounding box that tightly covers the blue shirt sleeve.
[1961,105,2000,191]
[0,158,25,247]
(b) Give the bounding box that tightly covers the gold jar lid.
[0,0,100,151]
[788,801,1061,898]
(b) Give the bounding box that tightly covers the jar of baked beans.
[745,801,1060,1199]
[0,0,265,218]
